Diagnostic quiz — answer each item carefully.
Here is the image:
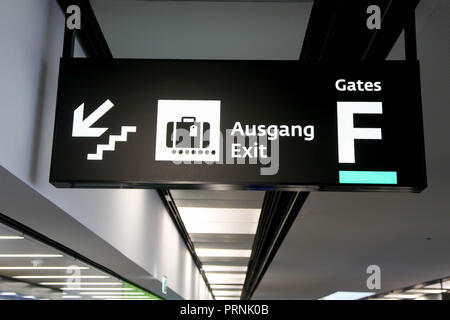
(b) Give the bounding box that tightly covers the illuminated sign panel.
[50,59,426,192]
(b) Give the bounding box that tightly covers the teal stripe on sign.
[339,171,398,184]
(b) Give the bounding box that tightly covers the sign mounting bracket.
[62,6,75,58]
[404,6,418,61]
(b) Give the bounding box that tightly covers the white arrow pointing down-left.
[72,99,114,137]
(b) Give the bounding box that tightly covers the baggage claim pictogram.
[155,100,221,162]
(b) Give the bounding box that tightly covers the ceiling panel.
[173,190,265,209]
[190,233,254,244]
[179,207,260,234]
[199,257,250,266]
[171,190,265,201]
[90,0,313,60]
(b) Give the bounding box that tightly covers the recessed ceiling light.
[62,287,132,291]
[104,298,156,300]
[203,265,247,272]
[206,273,246,284]
[213,290,242,296]
[384,293,423,299]
[13,275,109,279]
[320,291,375,300]
[0,254,62,258]
[406,289,446,294]
[0,236,24,240]
[211,285,243,290]
[0,266,89,270]
[196,248,251,258]
[80,292,144,295]
[178,207,260,234]
[206,272,246,277]
[98,296,155,299]
[425,280,450,290]
[41,282,121,286]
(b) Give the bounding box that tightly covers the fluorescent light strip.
[215,296,240,300]
[206,273,246,285]
[0,236,24,240]
[213,290,242,296]
[62,287,132,291]
[384,293,423,299]
[196,248,251,258]
[0,292,16,296]
[23,296,36,299]
[203,265,247,272]
[407,289,446,294]
[62,295,81,299]
[105,299,155,300]
[0,254,62,258]
[104,298,156,300]
[178,207,261,221]
[41,282,121,286]
[13,275,109,279]
[211,285,243,290]
[80,292,144,295]
[206,272,246,278]
[425,281,450,289]
[0,266,88,270]
[320,291,375,300]
[97,296,154,299]
[178,207,261,234]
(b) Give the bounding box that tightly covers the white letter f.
[337,101,382,163]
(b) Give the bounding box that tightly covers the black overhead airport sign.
[50,58,426,192]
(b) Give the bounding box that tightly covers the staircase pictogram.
[87,126,137,160]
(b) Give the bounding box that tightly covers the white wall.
[0,0,210,300]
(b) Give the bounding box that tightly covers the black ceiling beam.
[62,20,76,58]
[300,0,420,61]
[363,0,420,60]
[241,191,309,300]
[299,0,341,60]
[57,0,113,58]
[404,5,418,61]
